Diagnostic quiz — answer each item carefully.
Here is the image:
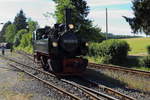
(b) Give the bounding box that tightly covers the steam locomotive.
[33,8,88,75]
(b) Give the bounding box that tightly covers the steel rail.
[3,55,136,100]
[81,78,136,100]
[89,63,150,77]
[15,51,150,77]
[8,64,80,100]
[1,55,111,100]
[13,52,137,100]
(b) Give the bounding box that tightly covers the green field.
[121,37,150,55]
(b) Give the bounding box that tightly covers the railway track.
[1,55,126,100]
[4,52,136,100]
[16,51,150,77]
[89,63,150,77]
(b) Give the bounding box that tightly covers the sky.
[0,0,137,35]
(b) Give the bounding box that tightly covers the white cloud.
[0,0,135,36]
[87,0,131,7]
[89,9,134,19]
[88,9,134,35]
[0,0,42,3]
[0,0,56,29]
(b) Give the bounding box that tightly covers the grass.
[86,56,102,64]
[133,67,150,71]
[14,46,33,54]
[120,37,150,55]
[101,69,150,93]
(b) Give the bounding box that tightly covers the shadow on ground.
[115,55,142,68]
[63,68,143,93]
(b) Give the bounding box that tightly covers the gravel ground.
[8,53,109,100]
[0,50,69,100]
[82,68,150,100]
[2,50,150,100]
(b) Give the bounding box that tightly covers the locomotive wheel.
[40,56,49,71]
[47,59,62,73]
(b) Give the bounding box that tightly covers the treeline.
[101,33,143,39]
[0,10,38,53]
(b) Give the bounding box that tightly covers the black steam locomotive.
[33,8,88,75]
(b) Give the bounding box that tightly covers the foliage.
[27,18,38,32]
[88,39,130,64]
[147,45,150,55]
[123,0,150,35]
[121,37,150,55]
[15,19,38,53]
[139,56,150,68]
[0,21,11,42]
[13,10,27,31]
[16,32,33,53]
[53,0,104,42]
[13,29,28,47]
[4,24,17,43]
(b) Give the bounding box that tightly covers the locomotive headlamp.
[68,24,74,29]
[52,42,58,47]
[85,42,89,46]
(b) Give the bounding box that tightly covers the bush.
[139,56,150,68]
[88,39,130,64]
[147,45,150,55]
[99,55,112,64]
[15,32,33,53]
[13,29,28,47]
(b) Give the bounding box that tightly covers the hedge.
[147,45,150,55]
[88,39,130,64]
[139,56,150,68]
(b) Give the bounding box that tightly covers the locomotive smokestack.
[65,8,72,26]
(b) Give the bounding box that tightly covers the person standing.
[2,45,5,55]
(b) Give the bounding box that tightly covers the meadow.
[120,37,150,55]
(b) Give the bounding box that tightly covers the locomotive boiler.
[33,8,88,75]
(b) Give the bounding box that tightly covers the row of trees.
[0,0,149,51]
[0,10,38,48]
[0,0,105,45]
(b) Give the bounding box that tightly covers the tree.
[53,0,104,42]
[0,21,11,42]
[123,0,150,35]
[4,24,16,43]
[13,29,28,47]
[13,19,38,47]
[27,19,38,32]
[14,10,27,32]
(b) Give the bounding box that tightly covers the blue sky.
[0,0,137,35]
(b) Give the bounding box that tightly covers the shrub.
[147,45,150,55]
[88,42,100,56]
[15,32,33,53]
[99,55,112,64]
[88,39,130,64]
[13,29,28,47]
[139,56,150,68]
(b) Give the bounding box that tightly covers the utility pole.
[106,8,108,40]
